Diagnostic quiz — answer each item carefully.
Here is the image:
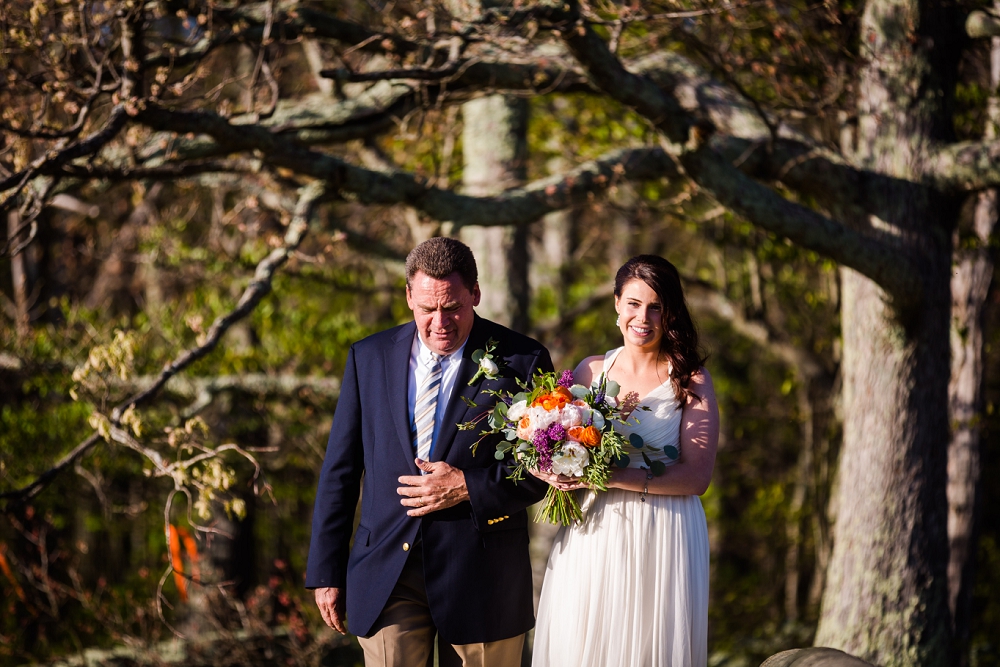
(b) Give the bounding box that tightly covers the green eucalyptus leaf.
[513,392,529,404]
[472,349,485,363]
[614,454,631,468]
[496,402,508,416]
[494,450,505,460]
[605,380,621,398]
[663,445,679,460]
[650,460,666,476]
[629,433,644,448]
[641,451,653,467]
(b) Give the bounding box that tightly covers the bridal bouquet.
[464,369,645,525]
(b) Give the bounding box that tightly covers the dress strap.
[601,347,624,377]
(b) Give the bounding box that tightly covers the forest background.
[1,0,1000,665]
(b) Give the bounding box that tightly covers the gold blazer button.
[402,542,410,552]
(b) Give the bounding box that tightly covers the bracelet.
[640,467,654,503]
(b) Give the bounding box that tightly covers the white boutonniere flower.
[468,338,504,386]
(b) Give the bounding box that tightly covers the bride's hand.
[528,468,590,491]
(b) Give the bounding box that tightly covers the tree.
[2,0,998,664]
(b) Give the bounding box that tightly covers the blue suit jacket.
[306,315,552,643]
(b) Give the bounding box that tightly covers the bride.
[530,255,720,667]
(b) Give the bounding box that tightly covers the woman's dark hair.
[614,255,706,403]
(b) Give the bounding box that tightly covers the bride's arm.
[607,368,720,497]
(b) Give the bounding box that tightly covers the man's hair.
[405,237,478,291]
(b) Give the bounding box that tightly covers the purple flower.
[557,370,575,388]
[533,431,553,472]
[538,449,553,472]
[546,423,567,443]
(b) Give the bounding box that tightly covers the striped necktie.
[413,353,442,464]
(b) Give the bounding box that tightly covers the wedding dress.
[531,347,710,667]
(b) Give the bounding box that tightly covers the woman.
[531,255,719,667]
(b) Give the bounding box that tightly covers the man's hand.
[398,459,470,517]
[315,587,347,634]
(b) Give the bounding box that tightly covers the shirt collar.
[413,331,469,367]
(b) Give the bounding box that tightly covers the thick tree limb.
[548,5,921,310]
[924,140,1000,191]
[966,10,1000,38]
[551,4,705,145]
[679,145,922,310]
[144,2,418,70]
[137,104,678,226]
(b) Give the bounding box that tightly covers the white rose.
[558,404,582,428]
[507,400,528,422]
[590,411,605,430]
[480,357,499,376]
[569,384,590,399]
[550,441,589,477]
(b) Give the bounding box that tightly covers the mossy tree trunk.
[814,0,960,662]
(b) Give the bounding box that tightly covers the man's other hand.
[397,459,470,517]
[315,587,347,634]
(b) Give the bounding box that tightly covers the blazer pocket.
[353,525,371,547]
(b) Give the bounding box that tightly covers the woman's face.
[615,279,665,350]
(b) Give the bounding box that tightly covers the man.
[306,238,552,667]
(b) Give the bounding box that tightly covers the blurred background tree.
[1,0,999,665]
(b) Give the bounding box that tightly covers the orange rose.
[566,425,584,442]
[553,386,574,402]
[516,416,533,441]
[532,391,570,411]
[578,425,601,447]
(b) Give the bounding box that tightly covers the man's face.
[406,271,481,356]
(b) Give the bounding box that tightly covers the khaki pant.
[358,545,525,667]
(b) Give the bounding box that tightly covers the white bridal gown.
[532,347,710,667]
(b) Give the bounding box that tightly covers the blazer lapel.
[386,322,420,475]
[432,317,490,463]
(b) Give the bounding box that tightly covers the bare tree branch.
[0,182,328,507]
[0,434,103,506]
[116,181,327,419]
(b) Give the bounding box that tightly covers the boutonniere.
[468,338,503,386]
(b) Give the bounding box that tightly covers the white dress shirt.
[407,332,468,460]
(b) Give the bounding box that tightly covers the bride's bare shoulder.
[573,355,605,386]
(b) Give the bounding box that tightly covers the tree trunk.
[459,95,530,332]
[816,267,952,665]
[814,0,959,660]
[943,19,1000,661]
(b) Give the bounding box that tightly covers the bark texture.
[815,0,958,661]
[459,95,530,332]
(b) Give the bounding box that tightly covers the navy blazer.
[306,315,552,643]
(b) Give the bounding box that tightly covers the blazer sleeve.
[305,344,364,589]
[463,347,554,530]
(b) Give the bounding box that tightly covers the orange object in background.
[166,525,200,602]
[0,543,27,602]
